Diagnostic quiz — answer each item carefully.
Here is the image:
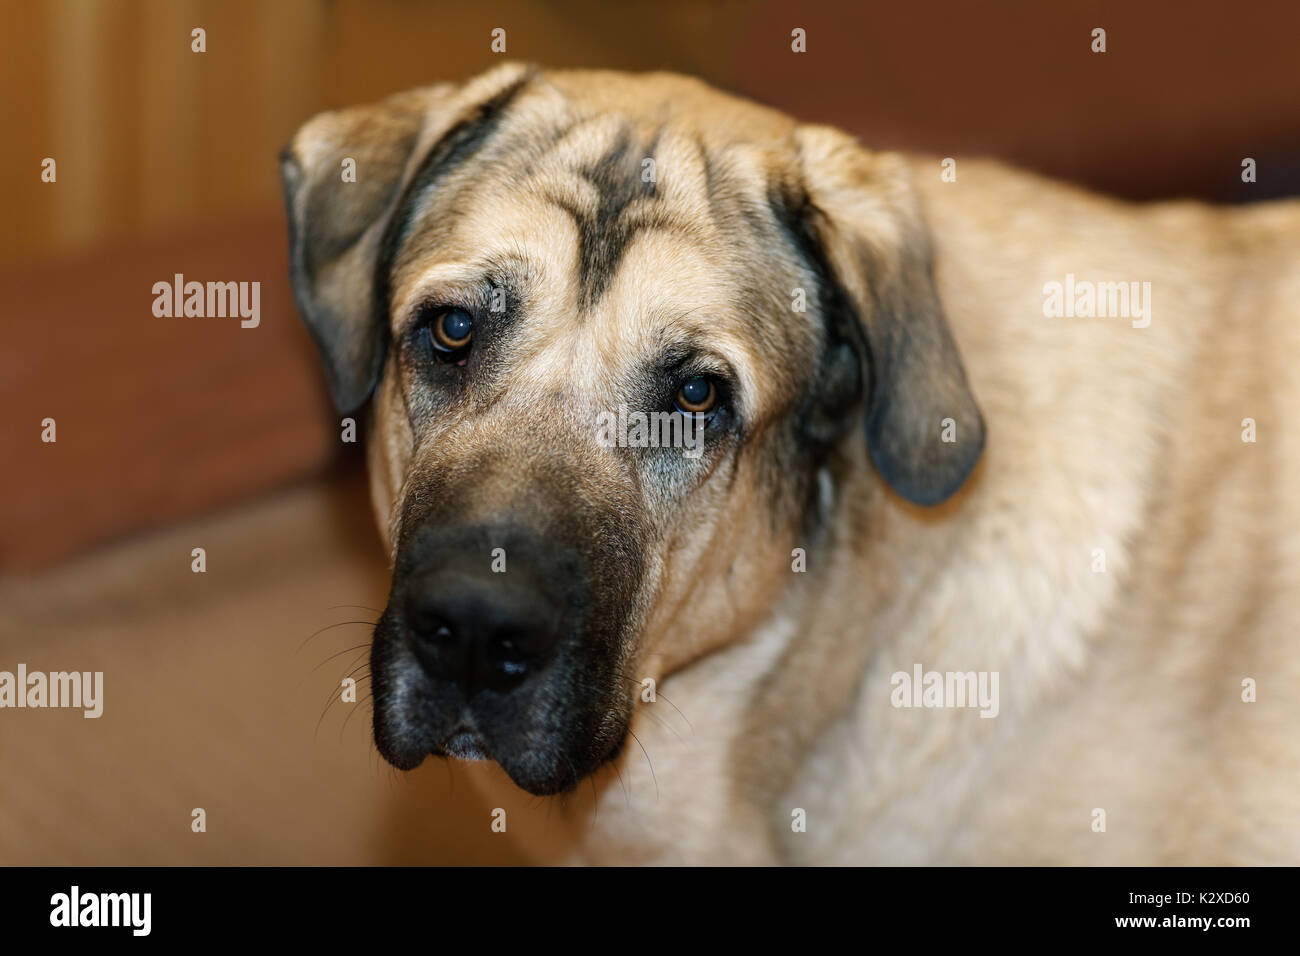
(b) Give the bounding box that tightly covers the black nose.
[402,561,568,694]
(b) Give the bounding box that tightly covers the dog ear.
[280,64,534,412]
[788,126,985,506]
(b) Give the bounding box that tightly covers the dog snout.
[372,497,634,790]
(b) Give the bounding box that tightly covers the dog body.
[282,64,1300,864]
[499,164,1300,865]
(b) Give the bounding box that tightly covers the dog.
[281,63,1300,864]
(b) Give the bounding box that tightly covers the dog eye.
[431,308,478,353]
[429,307,474,354]
[675,375,718,415]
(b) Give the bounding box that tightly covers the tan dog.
[281,63,1300,864]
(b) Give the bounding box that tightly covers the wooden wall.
[1,0,759,267]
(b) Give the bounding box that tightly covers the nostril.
[406,604,452,642]
[490,626,553,663]
[418,623,454,645]
[489,635,526,672]
[482,631,540,691]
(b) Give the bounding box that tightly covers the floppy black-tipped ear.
[280,86,445,412]
[280,63,535,412]
[858,245,986,505]
[792,126,985,506]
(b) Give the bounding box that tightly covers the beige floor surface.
[0,466,530,864]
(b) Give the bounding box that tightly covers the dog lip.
[442,727,489,761]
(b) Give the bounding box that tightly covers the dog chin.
[374,721,492,770]
[375,715,626,796]
[440,729,490,761]
[487,737,623,797]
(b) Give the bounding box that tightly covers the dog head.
[281,64,984,795]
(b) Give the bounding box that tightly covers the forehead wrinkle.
[532,171,600,216]
[596,227,730,323]
[608,235,796,417]
[388,259,488,330]
[541,112,631,168]
[545,122,670,310]
[559,262,771,412]
[542,123,715,228]
[393,184,578,310]
[649,129,716,228]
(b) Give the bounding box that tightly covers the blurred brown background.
[5,0,1300,569]
[1,0,1298,864]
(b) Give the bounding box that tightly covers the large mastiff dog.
[281,63,1300,864]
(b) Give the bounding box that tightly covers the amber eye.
[431,307,473,351]
[675,375,718,415]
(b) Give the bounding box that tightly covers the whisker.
[308,643,371,674]
[608,758,630,808]
[314,652,373,739]
[297,620,376,654]
[314,680,345,740]
[644,707,686,742]
[343,656,372,680]
[618,672,693,733]
[340,691,372,741]
[627,729,659,801]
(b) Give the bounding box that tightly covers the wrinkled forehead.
[385,100,818,396]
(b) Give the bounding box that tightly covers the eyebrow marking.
[548,126,665,310]
[375,72,534,330]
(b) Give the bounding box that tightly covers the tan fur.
[289,65,1300,864]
